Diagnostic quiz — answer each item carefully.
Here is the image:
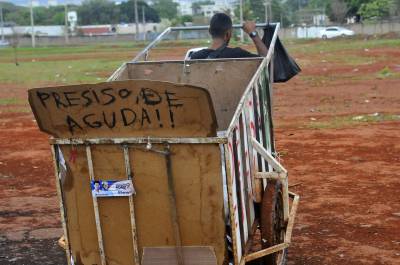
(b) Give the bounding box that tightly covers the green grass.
[0,98,25,106]
[283,38,400,55]
[306,113,400,129]
[0,58,122,85]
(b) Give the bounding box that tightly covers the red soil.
[0,43,399,265]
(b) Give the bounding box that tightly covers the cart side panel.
[124,59,262,130]
[58,143,226,265]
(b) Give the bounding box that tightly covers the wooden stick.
[51,137,227,145]
[244,243,289,263]
[164,149,184,265]
[251,138,286,174]
[122,145,140,265]
[284,193,300,244]
[255,172,287,180]
[251,138,290,220]
[51,145,71,265]
[86,145,107,265]
[224,144,240,265]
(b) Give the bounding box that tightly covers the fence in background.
[279,21,400,39]
[2,21,400,47]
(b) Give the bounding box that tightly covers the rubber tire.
[260,179,287,265]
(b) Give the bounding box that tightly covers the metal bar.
[169,23,270,31]
[107,62,127,81]
[85,145,107,265]
[131,23,271,62]
[132,27,172,62]
[51,137,227,145]
[51,145,72,265]
[226,23,280,136]
[122,145,140,265]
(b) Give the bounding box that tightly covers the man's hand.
[242,21,268,57]
[243,21,256,34]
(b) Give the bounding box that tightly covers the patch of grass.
[0,98,25,106]
[376,66,400,79]
[0,59,122,86]
[283,38,400,55]
[306,113,400,129]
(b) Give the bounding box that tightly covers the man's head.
[209,13,233,43]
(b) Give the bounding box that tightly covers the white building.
[174,0,235,17]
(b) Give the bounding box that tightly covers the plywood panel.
[29,80,217,138]
[58,143,226,265]
[124,59,262,130]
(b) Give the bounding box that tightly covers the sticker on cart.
[91,180,135,197]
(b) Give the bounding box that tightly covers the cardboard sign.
[29,80,217,138]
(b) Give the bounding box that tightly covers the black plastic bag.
[262,24,301,83]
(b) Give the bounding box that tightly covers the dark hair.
[209,13,232,38]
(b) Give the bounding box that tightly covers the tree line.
[1,0,399,27]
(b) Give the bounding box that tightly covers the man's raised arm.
[243,21,268,57]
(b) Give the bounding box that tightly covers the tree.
[78,0,120,25]
[119,0,160,23]
[359,0,393,19]
[151,0,178,20]
[330,0,348,23]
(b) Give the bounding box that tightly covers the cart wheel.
[260,179,287,265]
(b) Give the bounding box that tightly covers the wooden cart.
[29,23,299,265]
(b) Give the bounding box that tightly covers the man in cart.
[190,13,268,59]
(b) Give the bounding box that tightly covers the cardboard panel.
[29,80,217,138]
[124,59,262,130]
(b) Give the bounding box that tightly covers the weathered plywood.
[123,59,262,130]
[29,80,217,138]
[142,246,217,265]
[59,143,226,265]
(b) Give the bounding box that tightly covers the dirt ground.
[0,38,399,265]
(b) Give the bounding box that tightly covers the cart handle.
[132,23,274,62]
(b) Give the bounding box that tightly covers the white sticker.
[91,180,135,197]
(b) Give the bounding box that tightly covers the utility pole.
[30,0,35,48]
[142,5,146,41]
[64,2,69,44]
[0,3,5,42]
[239,0,244,42]
[134,0,139,40]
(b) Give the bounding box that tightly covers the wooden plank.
[285,193,300,244]
[224,143,241,265]
[243,88,262,203]
[251,138,289,220]
[122,145,140,265]
[238,113,255,233]
[255,172,286,180]
[85,145,107,265]
[51,145,71,265]
[29,80,218,138]
[233,125,249,244]
[51,137,227,145]
[250,138,287,174]
[142,246,217,265]
[244,243,289,263]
